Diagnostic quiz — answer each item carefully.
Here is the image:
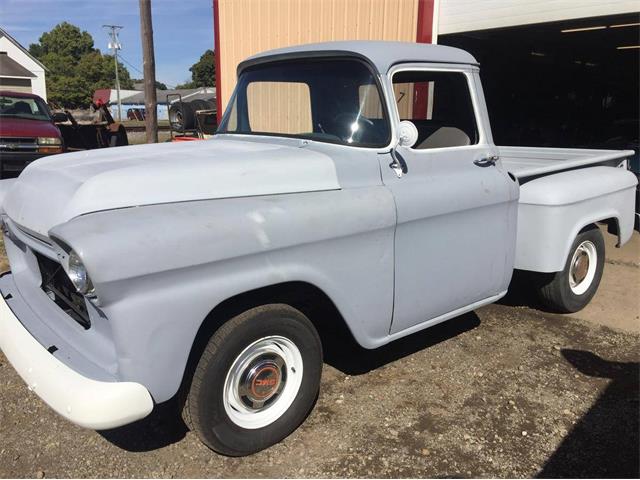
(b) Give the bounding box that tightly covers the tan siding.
[247,81,312,133]
[217,0,420,114]
[393,82,415,119]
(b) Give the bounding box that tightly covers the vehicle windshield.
[218,58,391,148]
[0,94,51,121]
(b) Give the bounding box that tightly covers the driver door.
[381,66,519,335]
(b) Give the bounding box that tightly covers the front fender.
[50,188,396,402]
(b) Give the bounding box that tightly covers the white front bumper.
[0,295,153,430]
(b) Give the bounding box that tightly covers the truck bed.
[499,146,635,179]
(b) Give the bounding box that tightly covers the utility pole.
[138,0,158,142]
[103,24,123,121]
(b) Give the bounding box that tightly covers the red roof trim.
[416,0,435,44]
[413,0,435,119]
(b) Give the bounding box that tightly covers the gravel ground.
[0,235,638,478]
[1,304,638,478]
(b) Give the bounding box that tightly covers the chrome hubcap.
[223,335,303,429]
[572,250,589,285]
[569,240,597,295]
[239,356,286,409]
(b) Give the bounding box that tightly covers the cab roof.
[238,40,478,76]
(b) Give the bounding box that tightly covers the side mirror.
[397,120,418,148]
[52,112,69,123]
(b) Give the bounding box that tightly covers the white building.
[436,0,639,150]
[0,28,47,100]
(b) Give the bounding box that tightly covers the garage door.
[439,12,639,168]
[439,0,639,35]
[0,77,32,94]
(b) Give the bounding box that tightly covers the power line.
[118,55,143,75]
[118,54,177,89]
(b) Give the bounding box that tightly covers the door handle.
[474,155,499,167]
[389,149,408,178]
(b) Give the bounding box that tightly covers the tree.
[28,22,133,108]
[191,49,215,87]
[29,21,94,59]
[177,49,215,89]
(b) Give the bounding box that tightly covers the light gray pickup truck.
[0,41,637,456]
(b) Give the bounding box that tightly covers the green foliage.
[28,22,133,108]
[176,49,216,89]
[29,21,94,59]
[191,49,216,87]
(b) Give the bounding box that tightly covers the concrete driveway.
[0,231,638,478]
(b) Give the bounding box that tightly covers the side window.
[246,81,312,134]
[392,71,479,149]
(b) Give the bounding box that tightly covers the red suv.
[0,91,66,178]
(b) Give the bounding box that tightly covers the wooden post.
[139,0,158,143]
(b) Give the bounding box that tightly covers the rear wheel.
[183,304,322,456]
[535,226,605,313]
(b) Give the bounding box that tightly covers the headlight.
[37,137,62,145]
[66,250,95,296]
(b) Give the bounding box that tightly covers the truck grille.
[34,252,91,329]
[0,137,38,152]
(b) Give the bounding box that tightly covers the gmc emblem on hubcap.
[250,366,280,399]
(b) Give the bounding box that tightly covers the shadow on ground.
[538,349,640,478]
[317,310,480,375]
[98,399,188,452]
[498,270,544,310]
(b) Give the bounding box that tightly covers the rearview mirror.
[398,120,418,148]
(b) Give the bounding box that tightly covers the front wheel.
[535,226,605,313]
[183,304,322,456]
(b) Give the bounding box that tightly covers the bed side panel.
[515,167,637,272]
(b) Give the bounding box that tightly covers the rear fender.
[515,166,637,273]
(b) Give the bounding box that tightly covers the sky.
[0,0,215,88]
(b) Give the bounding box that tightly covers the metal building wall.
[438,0,640,35]
[215,0,421,116]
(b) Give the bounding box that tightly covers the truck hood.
[0,117,61,138]
[2,138,340,236]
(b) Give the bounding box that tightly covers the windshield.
[0,94,51,121]
[218,58,391,148]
